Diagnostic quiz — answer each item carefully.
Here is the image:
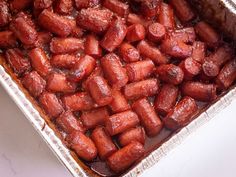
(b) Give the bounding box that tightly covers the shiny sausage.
[119,42,140,63]
[87,76,113,106]
[74,0,100,9]
[54,0,73,15]
[164,96,198,130]
[91,127,117,160]
[159,3,175,29]
[10,0,32,12]
[147,23,166,42]
[51,54,79,69]
[105,110,140,136]
[85,34,102,58]
[169,27,196,43]
[103,0,129,17]
[192,41,206,63]
[81,107,109,129]
[34,0,52,10]
[0,31,17,48]
[154,84,179,116]
[126,24,145,42]
[0,0,10,27]
[124,78,159,100]
[179,57,201,80]
[140,0,161,18]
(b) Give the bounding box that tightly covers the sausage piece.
[105,110,140,136]
[154,84,179,116]
[182,82,217,102]
[50,37,84,54]
[56,111,85,133]
[103,0,129,17]
[54,0,73,15]
[137,40,168,65]
[88,76,113,106]
[192,41,206,63]
[195,21,220,48]
[124,78,159,100]
[34,0,53,10]
[118,126,145,147]
[109,89,130,113]
[119,42,140,63]
[39,9,72,37]
[0,31,17,48]
[164,96,197,130]
[51,54,79,69]
[46,72,77,94]
[179,57,201,80]
[201,61,220,78]
[22,71,46,98]
[147,23,166,42]
[77,8,113,33]
[169,27,196,44]
[10,0,32,12]
[74,0,100,9]
[140,0,161,18]
[156,64,184,85]
[39,92,64,119]
[0,0,10,27]
[107,141,145,173]
[81,107,109,129]
[28,47,52,77]
[85,34,102,58]
[10,13,38,45]
[101,53,128,88]
[5,48,31,76]
[159,3,175,29]
[66,131,97,161]
[68,55,96,82]
[62,92,95,111]
[132,98,163,136]
[91,127,117,160]
[126,24,146,42]
[216,59,236,90]
[126,59,155,82]
[170,0,195,22]
[101,18,127,52]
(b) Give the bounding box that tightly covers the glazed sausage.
[56,111,85,133]
[126,59,155,82]
[22,71,46,98]
[87,76,113,106]
[77,8,113,33]
[54,0,73,15]
[10,0,32,12]
[140,0,161,18]
[74,0,100,9]
[119,42,140,63]
[85,34,102,58]
[192,41,206,63]
[10,13,38,45]
[39,92,64,119]
[169,27,196,44]
[51,54,79,69]
[118,126,145,147]
[126,24,145,42]
[107,141,145,173]
[66,131,97,161]
[68,55,96,82]
[62,92,95,111]
[105,110,140,136]
[5,48,31,76]
[156,64,184,85]
[0,31,17,48]
[137,40,168,65]
[28,48,52,77]
[81,107,109,129]
[154,84,179,116]
[127,13,146,26]
[103,0,129,17]
[216,59,236,89]
[170,0,195,22]
[195,21,220,48]
[124,78,159,100]
[0,0,10,27]
[50,37,84,54]
[147,23,166,42]
[161,38,192,58]
[182,82,217,102]
[109,88,130,113]
[179,57,201,80]
[164,96,198,130]
[46,72,77,94]
[201,61,220,78]
[132,98,163,136]
[34,0,53,10]
[91,127,117,160]
[101,53,128,88]
[159,3,175,29]
[101,18,127,52]
[39,9,72,37]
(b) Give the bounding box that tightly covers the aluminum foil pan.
[0,1,236,177]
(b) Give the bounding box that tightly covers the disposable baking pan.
[0,0,236,177]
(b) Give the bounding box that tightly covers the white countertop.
[0,85,236,177]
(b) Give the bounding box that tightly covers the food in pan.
[0,0,235,175]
